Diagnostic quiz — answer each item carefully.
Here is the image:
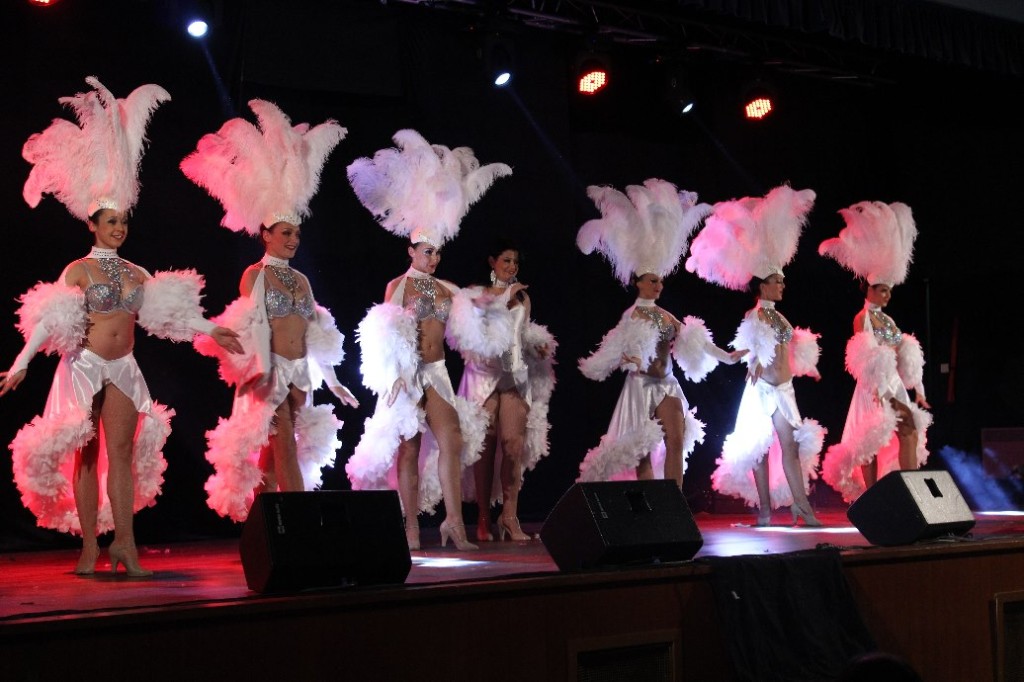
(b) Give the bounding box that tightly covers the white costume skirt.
[203,353,342,522]
[711,379,825,509]
[577,371,705,483]
[346,359,487,515]
[9,348,173,535]
[822,375,931,503]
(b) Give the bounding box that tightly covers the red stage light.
[744,96,773,120]
[578,68,608,95]
[28,0,62,6]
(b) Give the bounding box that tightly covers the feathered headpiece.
[180,99,346,234]
[22,76,171,221]
[685,184,816,290]
[347,129,512,248]
[818,200,917,287]
[577,178,711,287]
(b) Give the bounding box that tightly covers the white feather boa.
[14,282,87,356]
[789,327,821,379]
[445,288,514,357]
[523,322,558,467]
[896,333,926,394]
[356,303,419,395]
[138,269,212,341]
[10,402,173,535]
[674,316,718,383]
[845,331,897,386]
[194,296,262,386]
[579,315,659,380]
[732,314,778,370]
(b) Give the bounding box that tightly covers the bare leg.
[773,410,820,526]
[496,389,531,541]
[752,456,772,525]
[473,392,499,541]
[635,455,654,480]
[256,444,277,495]
[861,458,878,489]
[267,386,306,492]
[72,396,102,574]
[396,433,422,550]
[655,396,686,489]
[423,387,477,550]
[892,398,919,471]
[101,384,152,575]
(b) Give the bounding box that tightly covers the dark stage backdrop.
[1,0,1021,549]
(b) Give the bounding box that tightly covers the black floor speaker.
[240,490,411,592]
[847,470,976,546]
[540,480,703,571]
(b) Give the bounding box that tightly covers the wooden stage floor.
[3,510,1023,620]
[4,510,1024,681]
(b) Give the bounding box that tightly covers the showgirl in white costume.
[686,185,826,526]
[576,179,745,488]
[0,77,242,576]
[457,240,557,542]
[346,130,513,550]
[181,100,359,523]
[819,201,931,503]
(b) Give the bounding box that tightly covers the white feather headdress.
[577,178,711,287]
[180,99,346,234]
[22,76,171,221]
[347,129,512,248]
[685,184,816,290]
[818,200,917,286]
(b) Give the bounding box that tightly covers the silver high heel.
[791,502,822,527]
[439,520,479,551]
[496,514,532,541]
[108,541,154,577]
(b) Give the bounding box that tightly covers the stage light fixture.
[663,71,696,116]
[27,0,62,6]
[576,53,610,96]
[187,19,209,38]
[742,81,777,120]
[484,37,515,88]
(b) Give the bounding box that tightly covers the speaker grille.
[576,643,673,682]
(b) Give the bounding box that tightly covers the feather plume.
[819,200,917,286]
[578,178,709,287]
[181,100,346,234]
[347,129,511,246]
[22,77,170,220]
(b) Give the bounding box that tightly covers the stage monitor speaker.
[847,470,976,546]
[240,490,411,592]
[540,480,703,571]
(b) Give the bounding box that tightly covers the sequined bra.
[634,306,676,342]
[84,258,144,315]
[264,264,315,320]
[265,287,315,320]
[760,302,793,344]
[406,276,451,323]
[868,308,902,347]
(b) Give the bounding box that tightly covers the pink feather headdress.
[180,99,346,234]
[685,184,816,290]
[22,76,171,220]
[577,178,711,287]
[346,129,512,248]
[818,200,917,286]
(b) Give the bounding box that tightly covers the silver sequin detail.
[635,306,676,342]
[762,306,794,343]
[869,309,903,347]
[87,258,143,314]
[408,277,451,322]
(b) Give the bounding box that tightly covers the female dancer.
[346,129,513,550]
[686,185,826,526]
[457,240,556,542]
[0,77,241,575]
[576,180,744,487]
[181,99,359,522]
[819,201,931,502]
